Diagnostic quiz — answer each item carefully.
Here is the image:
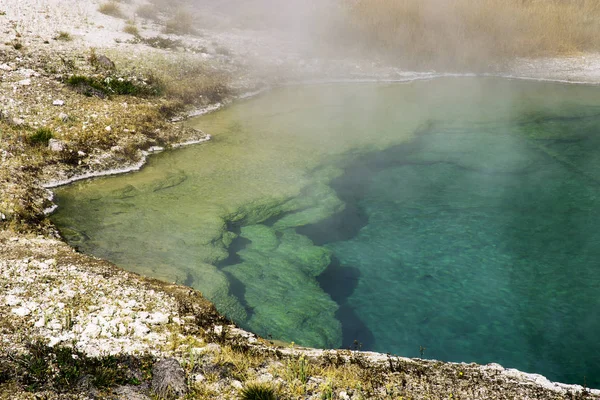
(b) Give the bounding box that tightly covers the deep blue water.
[300,123,600,386]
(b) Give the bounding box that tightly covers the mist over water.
[51,78,600,386]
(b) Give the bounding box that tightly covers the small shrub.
[123,22,139,36]
[54,31,72,41]
[27,128,53,146]
[98,2,124,18]
[239,382,278,400]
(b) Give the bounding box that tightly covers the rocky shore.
[2,0,600,398]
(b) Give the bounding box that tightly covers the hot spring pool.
[51,78,600,386]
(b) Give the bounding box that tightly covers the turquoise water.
[301,127,600,386]
[51,79,600,386]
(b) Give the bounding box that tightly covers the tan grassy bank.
[346,0,600,68]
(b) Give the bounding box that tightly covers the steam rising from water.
[52,79,600,386]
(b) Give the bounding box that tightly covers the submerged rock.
[224,225,341,348]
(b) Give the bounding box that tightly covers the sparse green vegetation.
[3,341,153,393]
[98,1,124,18]
[66,74,160,98]
[26,128,53,146]
[239,382,279,400]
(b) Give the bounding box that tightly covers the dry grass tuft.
[123,21,139,36]
[148,55,230,105]
[98,1,125,19]
[54,31,73,42]
[346,0,600,69]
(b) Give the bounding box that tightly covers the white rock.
[205,343,221,354]
[339,391,350,400]
[126,299,137,308]
[11,307,31,316]
[105,126,112,132]
[49,322,63,331]
[5,295,21,306]
[83,322,102,338]
[77,151,86,157]
[34,316,46,328]
[18,79,31,86]
[147,312,169,325]
[194,374,205,383]
[52,100,65,106]
[132,321,150,338]
[19,69,38,77]
[257,372,273,383]
[231,380,243,389]
[48,139,65,152]
[0,63,12,71]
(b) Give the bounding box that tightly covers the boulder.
[48,139,65,152]
[113,385,151,400]
[151,358,188,399]
[93,54,116,70]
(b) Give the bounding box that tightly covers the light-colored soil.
[1,0,600,398]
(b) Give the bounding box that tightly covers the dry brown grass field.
[346,0,600,69]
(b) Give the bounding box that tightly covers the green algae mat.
[51,78,600,386]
